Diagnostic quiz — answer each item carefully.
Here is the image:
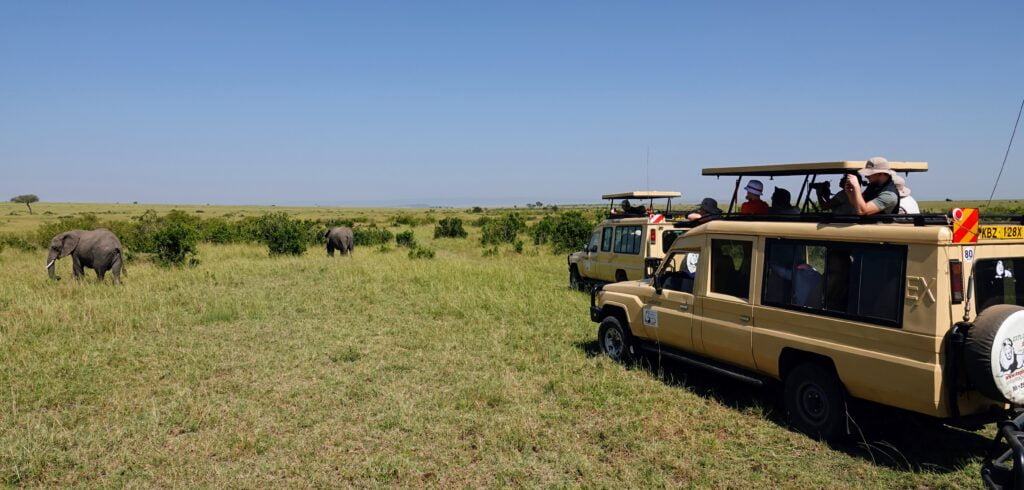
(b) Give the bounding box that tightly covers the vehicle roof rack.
[601,191,682,200]
[670,212,1024,228]
[701,161,929,177]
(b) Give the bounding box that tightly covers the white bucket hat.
[743,180,764,196]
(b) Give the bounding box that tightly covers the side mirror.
[588,245,598,253]
[653,274,663,295]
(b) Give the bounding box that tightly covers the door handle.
[740,315,751,322]
[679,303,689,311]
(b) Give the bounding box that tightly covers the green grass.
[0,202,1003,487]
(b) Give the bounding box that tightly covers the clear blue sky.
[2,1,1022,206]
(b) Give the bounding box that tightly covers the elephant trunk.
[46,251,58,280]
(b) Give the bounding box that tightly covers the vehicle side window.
[587,232,601,252]
[660,251,700,293]
[763,239,907,326]
[662,230,685,253]
[710,239,752,299]
[974,258,1024,313]
[601,227,613,252]
[613,226,642,254]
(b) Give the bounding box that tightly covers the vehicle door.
[642,249,701,351]
[579,230,602,279]
[697,236,758,369]
[609,224,644,281]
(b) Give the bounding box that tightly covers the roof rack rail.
[672,213,954,227]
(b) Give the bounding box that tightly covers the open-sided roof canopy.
[601,191,682,200]
[702,161,929,177]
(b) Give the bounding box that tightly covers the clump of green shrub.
[434,217,468,239]
[255,212,308,256]
[470,206,484,213]
[471,216,491,227]
[377,244,393,253]
[480,212,525,245]
[482,246,499,257]
[391,214,420,227]
[396,230,417,248]
[353,226,394,246]
[35,213,101,248]
[513,239,524,254]
[530,211,595,253]
[151,212,201,266]
[408,246,435,259]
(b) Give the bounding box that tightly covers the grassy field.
[0,202,1006,487]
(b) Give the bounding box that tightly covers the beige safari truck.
[568,191,686,290]
[587,162,1024,487]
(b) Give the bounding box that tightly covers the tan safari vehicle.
[588,162,1024,487]
[568,191,685,290]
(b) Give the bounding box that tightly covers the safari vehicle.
[587,162,1024,489]
[568,191,684,289]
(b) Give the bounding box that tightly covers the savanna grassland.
[0,201,1006,487]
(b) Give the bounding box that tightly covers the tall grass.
[0,203,998,487]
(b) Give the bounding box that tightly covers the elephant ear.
[60,233,80,257]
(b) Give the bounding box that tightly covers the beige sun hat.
[893,174,912,198]
[859,156,896,177]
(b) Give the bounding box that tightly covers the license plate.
[980,225,1024,240]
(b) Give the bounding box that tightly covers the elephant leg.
[327,243,335,257]
[71,256,84,280]
[111,254,123,285]
[97,268,107,281]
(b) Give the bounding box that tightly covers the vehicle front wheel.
[598,316,633,363]
[569,265,583,291]
[784,362,846,440]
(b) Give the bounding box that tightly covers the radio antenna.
[645,146,650,190]
[987,97,1024,208]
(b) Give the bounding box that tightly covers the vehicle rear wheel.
[964,304,1024,404]
[784,362,846,440]
[569,265,583,291]
[598,316,632,363]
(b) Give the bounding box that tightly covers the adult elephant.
[46,229,125,284]
[324,226,354,257]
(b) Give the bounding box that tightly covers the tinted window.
[975,258,1024,313]
[662,230,686,253]
[601,227,614,252]
[711,239,752,299]
[587,232,601,252]
[613,226,642,254]
[659,251,700,293]
[763,239,906,326]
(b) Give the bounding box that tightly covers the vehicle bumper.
[983,410,1024,489]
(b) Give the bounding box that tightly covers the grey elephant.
[324,227,354,257]
[46,229,125,284]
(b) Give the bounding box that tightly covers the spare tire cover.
[964,304,1024,404]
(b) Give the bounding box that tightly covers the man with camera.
[813,157,900,215]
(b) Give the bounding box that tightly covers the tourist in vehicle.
[686,198,722,223]
[815,157,899,215]
[893,175,920,214]
[770,187,800,215]
[617,200,647,216]
[740,180,769,215]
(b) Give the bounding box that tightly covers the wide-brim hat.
[743,180,764,196]
[698,197,722,215]
[859,156,896,177]
[892,174,912,198]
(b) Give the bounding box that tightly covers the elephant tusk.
[45,259,56,270]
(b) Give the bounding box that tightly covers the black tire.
[784,362,846,440]
[569,265,583,291]
[964,304,1024,403]
[598,316,633,363]
[615,270,628,283]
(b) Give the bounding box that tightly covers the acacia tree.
[10,194,39,214]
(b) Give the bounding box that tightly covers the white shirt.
[899,195,920,214]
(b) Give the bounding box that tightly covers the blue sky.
[2,1,1022,206]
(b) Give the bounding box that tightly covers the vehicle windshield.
[975,258,1024,313]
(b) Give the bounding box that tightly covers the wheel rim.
[604,326,624,359]
[797,382,829,424]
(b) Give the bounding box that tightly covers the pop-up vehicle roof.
[702,160,929,214]
[602,191,682,217]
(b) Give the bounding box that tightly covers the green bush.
[198,217,237,244]
[255,212,308,256]
[354,226,394,246]
[480,212,525,245]
[482,246,499,257]
[434,217,468,239]
[550,211,596,254]
[529,215,558,245]
[471,206,484,213]
[396,230,417,248]
[408,246,435,259]
[151,214,200,266]
[35,213,101,248]
[513,239,524,254]
[471,216,491,227]
[391,214,420,227]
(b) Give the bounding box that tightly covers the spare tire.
[964,304,1024,404]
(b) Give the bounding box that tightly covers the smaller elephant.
[325,227,354,257]
[46,229,125,284]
